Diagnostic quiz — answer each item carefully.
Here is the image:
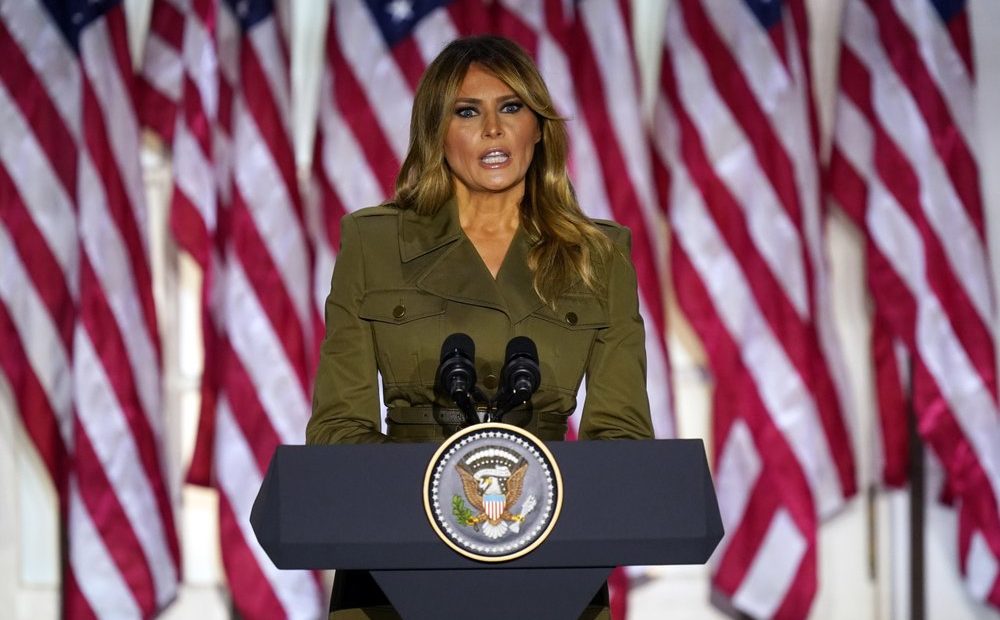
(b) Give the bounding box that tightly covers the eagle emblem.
[454,446,538,539]
[423,423,562,561]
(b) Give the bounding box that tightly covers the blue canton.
[42,0,121,52]
[742,0,783,30]
[223,0,273,32]
[364,0,453,47]
[929,0,966,23]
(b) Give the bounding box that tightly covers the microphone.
[494,336,541,419]
[436,333,479,425]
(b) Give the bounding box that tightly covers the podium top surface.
[251,439,723,570]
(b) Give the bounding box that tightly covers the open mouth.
[480,149,510,166]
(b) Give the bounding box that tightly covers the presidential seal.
[423,423,562,562]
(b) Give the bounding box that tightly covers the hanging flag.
[651,0,857,617]
[1,0,181,617]
[139,0,326,617]
[828,0,1000,608]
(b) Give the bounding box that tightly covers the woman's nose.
[482,111,502,137]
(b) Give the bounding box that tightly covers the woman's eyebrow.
[453,94,520,104]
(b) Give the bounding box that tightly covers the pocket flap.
[359,289,446,323]
[531,295,609,329]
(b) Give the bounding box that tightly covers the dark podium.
[251,439,723,619]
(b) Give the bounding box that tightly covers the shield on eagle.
[483,493,505,521]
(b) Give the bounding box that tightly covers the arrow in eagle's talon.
[509,495,537,534]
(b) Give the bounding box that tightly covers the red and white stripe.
[311,0,674,439]
[1,1,181,617]
[828,0,1000,607]
[140,0,325,616]
[484,497,504,521]
[138,0,186,142]
[652,0,857,616]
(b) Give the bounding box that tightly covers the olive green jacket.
[306,200,653,444]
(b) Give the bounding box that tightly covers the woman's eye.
[501,101,523,113]
[455,106,478,118]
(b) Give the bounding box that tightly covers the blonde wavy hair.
[394,35,612,303]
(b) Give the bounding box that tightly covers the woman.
[308,35,653,618]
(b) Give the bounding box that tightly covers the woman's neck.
[455,187,522,234]
[455,188,522,279]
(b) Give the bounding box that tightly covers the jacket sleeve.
[307,213,391,444]
[578,228,655,440]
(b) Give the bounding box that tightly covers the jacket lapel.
[400,199,546,321]
[496,227,545,324]
[398,200,462,262]
[401,200,507,312]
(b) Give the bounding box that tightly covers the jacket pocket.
[359,289,446,386]
[529,294,610,330]
[359,288,447,324]
[524,295,609,395]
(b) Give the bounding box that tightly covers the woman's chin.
[457,179,526,199]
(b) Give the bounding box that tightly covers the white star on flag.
[386,0,414,23]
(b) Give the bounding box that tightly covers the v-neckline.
[464,226,520,282]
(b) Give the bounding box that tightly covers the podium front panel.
[251,439,723,570]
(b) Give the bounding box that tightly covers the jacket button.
[565,311,578,326]
[484,374,498,389]
[392,305,406,319]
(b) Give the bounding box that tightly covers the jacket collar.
[398,199,463,262]
[401,199,546,323]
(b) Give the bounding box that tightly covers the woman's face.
[444,64,541,202]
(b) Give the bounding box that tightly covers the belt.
[386,406,468,426]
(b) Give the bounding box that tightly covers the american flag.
[140,0,326,617]
[1,0,181,617]
[828,0,1000,608]
[651,0,857,617]
[310,0,672,616]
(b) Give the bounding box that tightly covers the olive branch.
[452,495,477,527]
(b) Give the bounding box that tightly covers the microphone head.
[437,333,477,408]
[441,332,475,363]
[500,336,541,400]
[504,336,538,362]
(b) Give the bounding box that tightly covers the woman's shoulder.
[345,202,403,221]
[340,203,404,242]
[591,219,632,251]
[340,202,400,252]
